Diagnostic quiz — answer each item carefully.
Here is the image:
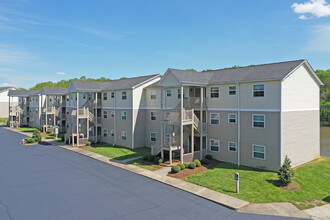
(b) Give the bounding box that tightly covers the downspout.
[132,89,135,149]
[237,82,241,166]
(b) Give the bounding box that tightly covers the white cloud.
[298,15,310,19]
[306,24,330,52]
[1,82,12,86]
[292,0,330,18]
[56,72,66,75]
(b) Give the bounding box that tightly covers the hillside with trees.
[316,69,330,126]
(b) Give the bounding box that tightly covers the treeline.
[316,69,330,126]
[29,76,111,90]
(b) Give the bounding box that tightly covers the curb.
[5,127,249,210]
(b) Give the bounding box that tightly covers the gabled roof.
[8,89,41,97]
[0,86,16,93]
[41,87,68,95]
[163,59,323,85]
[69,74,161,92]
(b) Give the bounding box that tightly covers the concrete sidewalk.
[7,126,325,218]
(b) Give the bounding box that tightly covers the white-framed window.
[111,92,115,98]
[103,92,107,100]
[177,89,181,99]
[88,93,92,100]
[210,87,219,98]
[228,142,237,152]
[210,139,220,152]
[166,89,172,97]
[121,111,127,120]
[252,145,265,160]
[111,111,115,117]
[103,129,108,137]
[122,91,127,100]
[103,111,108,119]
[253,84,264,97]
[165,133,171,144]
[150,111,157,120]
[229,86,236,95]
[210,113,220,125]
[252,114,265,128]
[228,113,237,123]
[150,132,157,142]
[150,90,157,100]
[111,129,115,137]
[121,131,127,140]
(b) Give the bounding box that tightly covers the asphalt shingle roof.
[0,87,15,92]
[42,87,68,95]
[168,59,308,85]
[8,90,41,97]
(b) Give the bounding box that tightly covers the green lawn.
[87,145,150,161]
[128,159,159,171]
[186,156,330,210]
[0,118,8,123]
[42,133,64,141]
[16,127,39,133]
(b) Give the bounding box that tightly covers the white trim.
[150,132,157,142]
[252,114,265,128]
[103,128,108,137]
[252,144,266,160]
[208,108,280,112]
[210,113,220,125]
[210,86,220,98]
[228,142,237,152]
[150,111,157,120]
[282,108,319,112]
[228,85,237,95]
[228,113,237,124]
[103,110,108,118]
[252,83,265,98]
[210,139,220,152]
[121,131,127,140]
[121,111,127,120]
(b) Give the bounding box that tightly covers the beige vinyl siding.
[160,71,181,87]
[145,109,162,148]
[115,109,132,148]
[100,109,115,144]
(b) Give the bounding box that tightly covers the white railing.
[151,138,162,156]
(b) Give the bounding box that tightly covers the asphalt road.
[0,127,302,220]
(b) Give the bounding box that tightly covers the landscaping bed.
[185,156,330,210]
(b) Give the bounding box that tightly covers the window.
[253,145,265,159]
[121,131,127,140]
[150,90,157,99]
[150,111,157,120]
[111,111,115,117]
[103,92,107,100]
[103,129,108,137]
[177,89,181,99]
[228,113,237,123]
[210,87,219,98]
[111,129,115,137]
[229,86,236,95]
[166,90,172,97]
[253,114,265,128]
[122,91,127,100]
[88,93,92,100]
[253,84,264,97]
[165,134,171,144]
[150,132,157,142]
[83,94,86,99]
[210,113,220,125]
[111,92,114,98]
[210,139,220,152]
[121,111,127,120]
[228,142,237,152]
[103,111,108,119]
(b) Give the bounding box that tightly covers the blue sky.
[0,0,330,89]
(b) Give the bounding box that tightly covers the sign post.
[235,172,239,193]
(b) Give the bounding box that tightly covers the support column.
[76,92,79,147]
[180,85,184,163]
[8,96,11,126]
[191,124,194,159]
[160,87,164,160]
[45,95,48,132]
[95,92,98,143]
[200,87,204,159]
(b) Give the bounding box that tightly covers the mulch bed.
[167,159,219,179]
[76,145,91,149]
[279,181,301,191]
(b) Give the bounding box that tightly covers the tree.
[202,69,213,72]
[278,155,295,186]
[185,69,196,71]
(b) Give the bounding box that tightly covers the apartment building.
[0,86,17,119]
[7,59,322,171]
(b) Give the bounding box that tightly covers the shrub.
[205,155,212,160]
[86,141,91,146]
[25,137,35,143]
[177,163,185,170]
[201,159,210,165]
[188,162,196,169]
[194,159,201,167]
[142,155,149,161]
[154,157,163,165]
[32,130,42,142]
[147,155,155,162]
[183,162,189,168]
[278,155,295,186]
[171,165,181,173]
[46,130,52,134]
